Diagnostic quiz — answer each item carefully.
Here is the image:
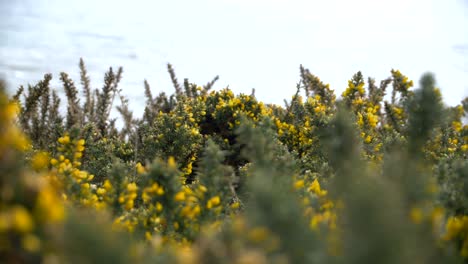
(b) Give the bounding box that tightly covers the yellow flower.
[77,139,85,146]
[8,127,31,151]
[136,162,146,174]
[31,151,50,170]
[357,113,364,126]
[58,135,70,145]
[374,143,382,152]
[156,186,165,196]
[174,191,186,202]
[452,121,462,132]
[184,162,193,175]
[353,97,363,106]
[198,185,208,193]
[103,180,112,191]
[207,196,221,209]
[127,182,138,192]
[310,214,323,230]
[357,83,365,95]
[156,202,163,212]
[314,105,326,114]
[190,128,199,136]
[367,113,378,128]
[192,205,201,216]
[293,179,305,190]
[212,196,221,205]
[125,200,134,210]
[308,179,327,197]
[96,188,106,195]
[321,200,334,210]
[231,202,240,209]
[180,206,192,218]
[74,152,83,159]
[364,135,372,144]
[461,144,468,152]
[444,216,464,240]
[168,156,177,169]
[142,191,151,204]
[76,145,85,152]
[11,206,34,233]
[394,107,403,117]
[4,102,20,121]
[128,192,137,200]
[145,231,152,241]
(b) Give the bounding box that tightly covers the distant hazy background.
[1,0,467,116]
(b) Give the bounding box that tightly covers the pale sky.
[1,0,467,114]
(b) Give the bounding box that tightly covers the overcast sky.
[1,0,467,111]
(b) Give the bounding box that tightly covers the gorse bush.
[1,59,467,263]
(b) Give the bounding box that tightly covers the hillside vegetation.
[1,60,467,263]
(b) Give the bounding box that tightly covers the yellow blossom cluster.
[0,99,30,154]
[342,80,365,99]
[294,178,336,231]
[444,216,468,257]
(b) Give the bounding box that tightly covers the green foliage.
[2,60,468,263]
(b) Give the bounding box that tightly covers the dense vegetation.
[1,59,467,263]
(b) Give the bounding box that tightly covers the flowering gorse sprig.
[390,69,414,104]
[139,110,203,182]
[295,178,336,230]
[0,97,30,155]
[117,157,189,240]
[294,175,340,256]
[205,89,271,130]
[341,72,386,161]
[342,71,366,101]
[49,134,99,207]
[276,74,335,175]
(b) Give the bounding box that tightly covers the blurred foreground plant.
[2,61,468,263]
